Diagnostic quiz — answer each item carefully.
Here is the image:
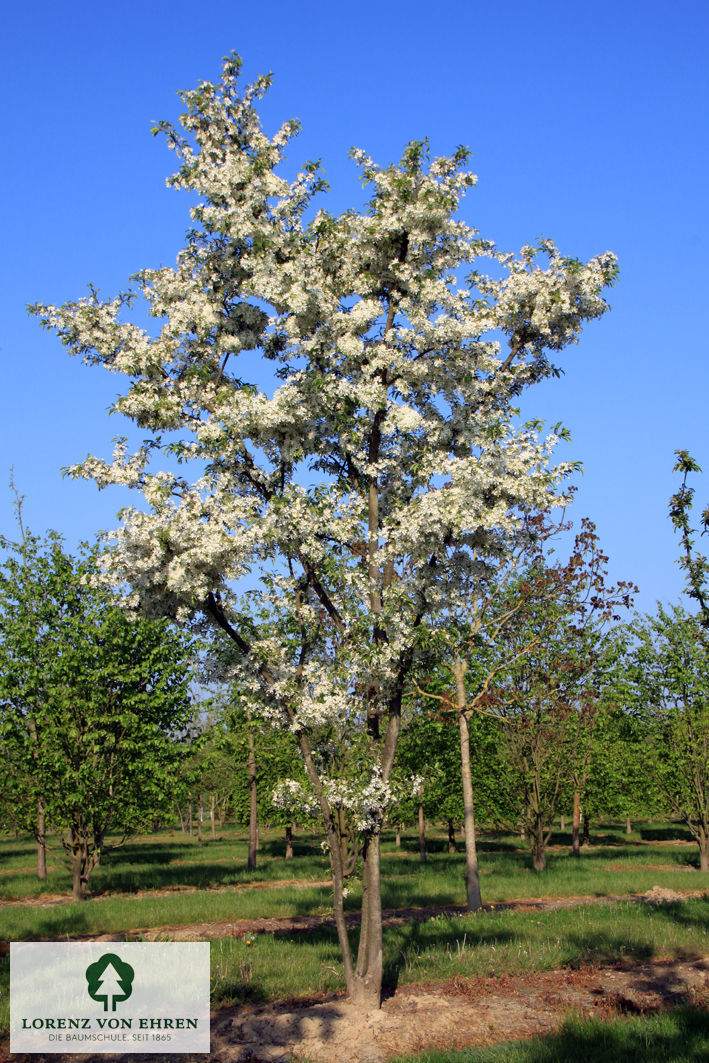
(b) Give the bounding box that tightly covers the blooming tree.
[33,54,618,1006]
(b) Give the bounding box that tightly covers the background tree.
[33,56,618,1004]
[0,530,194,900]
[574,626,661,837]
[481,523,634,871]
[670,451,709,627]
[580,701,663,835]
[394,706,463,860]
[625,604,709,870]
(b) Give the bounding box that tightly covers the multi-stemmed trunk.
[295,723,397,1010]
[531,813,546,872]
[68,825,98,902]
[351,834,385,1009]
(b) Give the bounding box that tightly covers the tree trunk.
[559,814,565,831]
[71,860,86,901]
[447,819,456,853]
[93,828,105,867]
[582,813,590,846]
[285,823,293,859]
[69,831,88,901]
[531,841,546,872]
[210,794,216,840]
[571,789,581,857]
[418,801,426,863]
[395,824,401,848]
[455,658,482,911]
[530,813,546,872]
[626,816,632,835]
[37,799,47,881]
[188,800,193,836]
[351,833,384,1009]
[197,799,203,845]
[247,726,258,871]
[698,828,709,871]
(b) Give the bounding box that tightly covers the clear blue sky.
[2,0,707,615]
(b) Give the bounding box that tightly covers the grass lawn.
[2,820,709,1050]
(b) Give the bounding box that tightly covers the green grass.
[0,826,333,900]
[203,896,709,1007]
[0,858,704,944]
[0,881,337,940]
[0,821,704,917]
[4,892,709,1022]
[389,1008,709,1062]
[387,897,709,987]
[2,821,709,1045]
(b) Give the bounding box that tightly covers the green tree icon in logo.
[85,953,135,1012]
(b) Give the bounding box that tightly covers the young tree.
[416,517,633,892]
[471,523,632,872]
[32,56,618,1004]
[0,530,194,900]
[626,604,709,870]
[670,451,709,627]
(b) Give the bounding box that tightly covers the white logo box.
[11,942,210,1054]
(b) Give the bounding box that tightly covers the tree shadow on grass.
[91,850,327,894]
[5,907,92,942]
[0,844,38,861]
[643,896,709,935]
[566,929,655,967]
[479,1007,709,1063]
[381,919,517,995]
[639,825,692,843]
[102,842,189,866]
[257,838,322,860]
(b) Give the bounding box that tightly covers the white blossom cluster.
[324,772,392,833]
[271,778,319,818]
